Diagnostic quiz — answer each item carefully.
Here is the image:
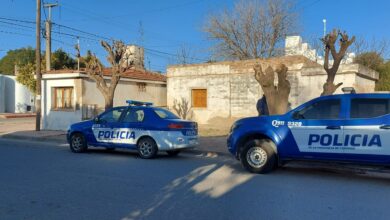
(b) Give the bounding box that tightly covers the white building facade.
[42,70,167,130]
[0,74,35,113]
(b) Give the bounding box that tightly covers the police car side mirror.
[94,117,100,123]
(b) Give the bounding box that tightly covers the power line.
[52,23,112,41]
[0,29,33,37]
[0,20,35,30]
[0,16,208,64]
[0,17,36,24]
[145,48,206,62]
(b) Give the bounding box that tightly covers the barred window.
[137,82,146,92]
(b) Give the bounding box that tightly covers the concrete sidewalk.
[0,113,36,119]
[0,130,229,156]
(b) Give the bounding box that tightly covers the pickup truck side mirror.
[292,111,303,120]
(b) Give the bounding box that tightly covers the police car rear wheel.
[138,137,158,159]
[240,139,276,174]
[70,133,87,153]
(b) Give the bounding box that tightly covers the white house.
[41,69,167,130]
[0,74,35,113]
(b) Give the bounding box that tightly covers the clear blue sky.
[0,0,389,72]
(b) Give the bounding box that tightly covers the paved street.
[1,138,390,220]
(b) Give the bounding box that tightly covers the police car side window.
[298,99,340,120]
[123,110,145,123]
[99,108,125,123]
[350,98,390,118]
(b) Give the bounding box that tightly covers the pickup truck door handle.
[380,125,390,129]
[326,126,341,130]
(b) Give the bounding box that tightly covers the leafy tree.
[354,52,384,71]
[0,47,35,74]
[16,63,36,93]
[51,49,77,70]
[353,52,390,91]
[375,61,390,91]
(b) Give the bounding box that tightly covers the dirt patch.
[198,117,240,137]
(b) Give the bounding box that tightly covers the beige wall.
[168,60,379,124]
[82,78,167,112]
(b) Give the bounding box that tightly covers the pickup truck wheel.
[137,137,158,159]
[70,133,88,153]
[239,139,276,174]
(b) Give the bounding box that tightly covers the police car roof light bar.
[126,100,153,106]
[341,87,356,94]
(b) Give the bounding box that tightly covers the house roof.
[44,68,167,82]
[168,55,322,69]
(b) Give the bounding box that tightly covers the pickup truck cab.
[228,91,390,173]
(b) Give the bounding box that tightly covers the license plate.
[189,139,198,145]
[185,130,197,136]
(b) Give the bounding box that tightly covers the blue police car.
[67,100,198,159]
[228,89,390,173]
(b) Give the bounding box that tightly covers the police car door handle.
[380,125,390,129]
[326,126,341,130]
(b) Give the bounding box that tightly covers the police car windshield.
[154,108,180,119]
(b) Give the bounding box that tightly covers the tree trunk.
[321,30,355,96]
[254,63,290,115]
[104,93,114,111]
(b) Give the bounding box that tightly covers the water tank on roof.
[125,45,145,70]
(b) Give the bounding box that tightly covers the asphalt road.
[1,139,390,220]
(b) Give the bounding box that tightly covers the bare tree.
[321,30,355,96]
[204,0,297,60]
[85,40,132,110]
[176,45,193,65]
[254,63,290,115]
[172,98,191,119]
[351,36,389,57]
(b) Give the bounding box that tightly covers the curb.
[0,134,66,144]
[0,114,36,119]
[0,134,231,157]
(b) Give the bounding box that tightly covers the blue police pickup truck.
[228,89,390,173]
[67,100,199,159]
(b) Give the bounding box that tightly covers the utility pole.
[44,2,58,71]
[35,0,42,131]
[76,37,80,71]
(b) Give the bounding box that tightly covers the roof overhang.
[42,73,166,85]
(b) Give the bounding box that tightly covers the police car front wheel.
[70,133,88,153]
[240,139,277,174]
[137,137,158,159]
